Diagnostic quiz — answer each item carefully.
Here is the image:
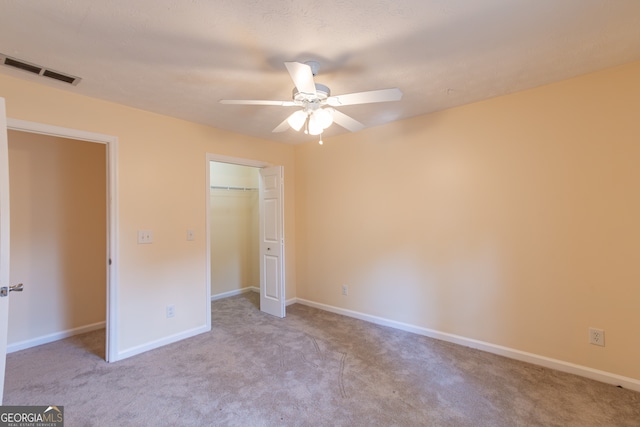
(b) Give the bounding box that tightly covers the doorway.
[206,154,285,319]
[7,130,106,355]
[5,119,117,362]
[209,162,260,300]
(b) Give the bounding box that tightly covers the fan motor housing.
[292,83,330,103]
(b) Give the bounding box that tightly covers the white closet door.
[258,166,285,318]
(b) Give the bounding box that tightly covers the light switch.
[187,229,195,241]
[137,230,153,244]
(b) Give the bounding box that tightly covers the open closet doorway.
[206,154,285,319]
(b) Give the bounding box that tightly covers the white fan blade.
[220,99,297,106]
[272,116,291,133]
[332,110,365,132]
[271,117,290,132]
[285,62,317,96]
[326,88,402,106]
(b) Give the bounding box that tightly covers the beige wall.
[295,61,640,381]
[8,131,106,345]
[3,58,639,382]
[0,73,296,355]
[210,162,259,295]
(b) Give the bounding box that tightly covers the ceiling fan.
[220,61,402,142]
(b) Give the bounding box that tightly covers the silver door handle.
[10,283,23,292]
[0,283,24,297]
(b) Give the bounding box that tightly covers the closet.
[209,162,260,298]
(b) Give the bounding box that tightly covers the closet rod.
[210,185,258,191]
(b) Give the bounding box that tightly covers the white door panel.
[264,255,279,299]
[263,199,278,242]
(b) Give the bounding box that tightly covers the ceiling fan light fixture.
[287,110,307,131]
[308,113,324,135]
[314,108,334,129]
[220,61,403,138]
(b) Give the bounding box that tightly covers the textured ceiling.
[1,0,640,144]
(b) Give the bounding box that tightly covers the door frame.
[0,98,9,403]
[205,154,285,323]
[6,118,118,362]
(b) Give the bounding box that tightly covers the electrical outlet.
[166,304,175,318]
[342,285,348,296]
[589,327,605,346]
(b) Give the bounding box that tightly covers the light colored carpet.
[4,292,639,426]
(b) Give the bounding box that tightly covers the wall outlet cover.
[589,327,605,347]
[166,304,175,318]
[137,230,153,244]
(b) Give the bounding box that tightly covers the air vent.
[4,57,42,75]
[1,54,81,86]
[42,69,77,84]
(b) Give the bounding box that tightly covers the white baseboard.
[115,324,210,362]
[211,287,255,301]
[7,321,106,353]
[294,298,640,393]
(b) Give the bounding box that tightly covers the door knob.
[0,283,24,297]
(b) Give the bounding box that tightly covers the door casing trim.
[205,153,285,325]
